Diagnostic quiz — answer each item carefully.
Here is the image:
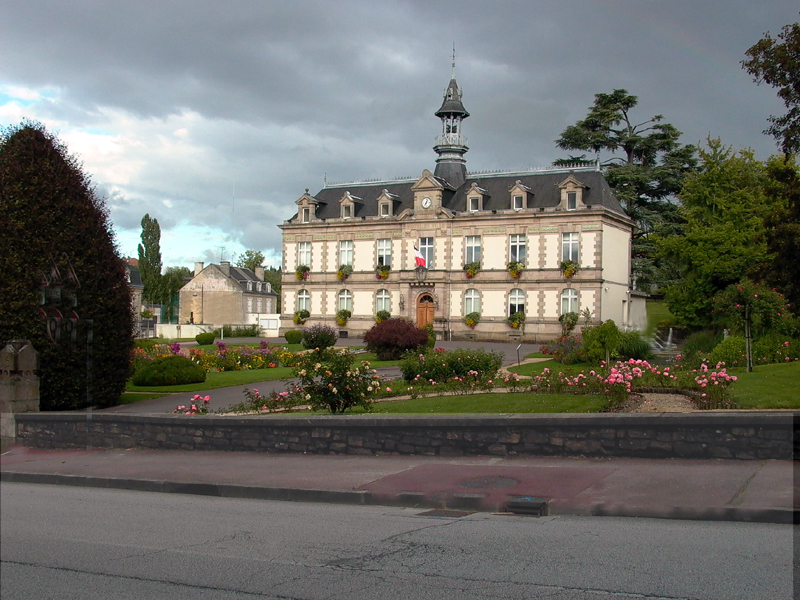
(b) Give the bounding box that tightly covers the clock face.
[421,197,432,209]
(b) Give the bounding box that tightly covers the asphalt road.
[1,482,793,599]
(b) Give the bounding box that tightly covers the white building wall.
[450,236,463,271]
[543,289,558,318]
[602,225,630,284]
[545,233,559,269]
[325,241,337,271]
[451,289,463,318]
[287,244,298,270]
[434,237,447,270]
[353,290,372,315]
[354,239,372,272]
[481,290,506,317]
[582,231,598,268]
[483,235,506,270]
[311,242,323,272]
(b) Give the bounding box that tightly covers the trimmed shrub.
[134,338,160,351]
[423,322,436,349]
[284,330,303,344]
[400,348,503,382]
[195,332,215,345]
[220,324,261,338]
[364,318,429,360]
[0,123,134,410]
[707,336,747,368]
[752,334,800,364]
[617,330,653,361]
[679,330,722,367]
[131,355,206,386]
[302,323,338,351]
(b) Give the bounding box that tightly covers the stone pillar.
[0,340,40,452]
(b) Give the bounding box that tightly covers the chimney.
[255,266,265,281]
[194,262,204,276]
[220,261,231,277]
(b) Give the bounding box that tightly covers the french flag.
[414,245,426,267]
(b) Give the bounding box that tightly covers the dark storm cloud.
[1,0,797,267]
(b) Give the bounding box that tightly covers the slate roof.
[305,168,625,220]
[435,78,470,118]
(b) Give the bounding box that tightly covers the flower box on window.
[295,265,310,280]
[463,262,481,279]
[337,265,353,281]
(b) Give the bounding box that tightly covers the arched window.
[297,289,310,312]
[376,289,391,313]
[561,289,578,315]
[464,288,481,314]
[508,289,525,316]
[338,289,353,312]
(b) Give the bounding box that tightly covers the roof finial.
[451,43,456,78]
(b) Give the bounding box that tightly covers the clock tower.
[433,56,470,188]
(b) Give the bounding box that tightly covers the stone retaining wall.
[14,412,795,460]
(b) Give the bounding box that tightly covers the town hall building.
[279,70,640,341]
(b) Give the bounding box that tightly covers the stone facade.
[15,412,794,460]
[279,72,641,341]
[179,262,277,327]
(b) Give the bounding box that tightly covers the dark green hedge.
[0,123,133,410]
[131,355,206,386]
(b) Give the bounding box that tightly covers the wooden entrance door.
[416,294,434,328]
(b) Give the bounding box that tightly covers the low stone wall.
[14,412,795,460]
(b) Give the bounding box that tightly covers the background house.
[279,71,643,341]
[179,261,279,334]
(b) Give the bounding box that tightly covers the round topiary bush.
[301,323,338,351]
[195,332,216,345]
[131,355,206,387]
[284,330,303,344]
[364,318,430,360]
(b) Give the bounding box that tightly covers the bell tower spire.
[433,47,469,188]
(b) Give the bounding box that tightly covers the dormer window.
[342,205,352,219]
[469,197,480,212]
[509,180,531,211]
[379,203,390,218]
[558,175,587,210]
[301,207,310,223]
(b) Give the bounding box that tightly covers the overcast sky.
[2,1,796,270]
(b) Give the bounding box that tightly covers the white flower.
[332,388,337,394]
[305,394,311,400]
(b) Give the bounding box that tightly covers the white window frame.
[342,204,352,219]
[567,191,577,210]
[297,241,311,267]
[513,195,524,210]
[464,288,481,314]
[301,207,310,223]
[339,240,353,266]
[377,239,392,267]
[297,289,310,312]
[561,288,578,314]
[246,297,254,313]
[376,289,391,313]
[561,232,579,263]
[465,235,481,264]
[509,234,526,264]
[419,237,434,269]
[338,289,353,312]
[468,197,480,212]
[508,289,525,316]
[379,203,390,218]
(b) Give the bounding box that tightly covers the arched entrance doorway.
[416,294,434,328]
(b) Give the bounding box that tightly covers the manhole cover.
[459,476,519,489]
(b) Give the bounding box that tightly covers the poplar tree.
[137,214,163,305]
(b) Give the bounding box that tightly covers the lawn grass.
[727,361,800,409]
[126,366,294,393]
[308,392,607,415]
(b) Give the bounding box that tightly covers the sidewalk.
[1,445,795,523]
